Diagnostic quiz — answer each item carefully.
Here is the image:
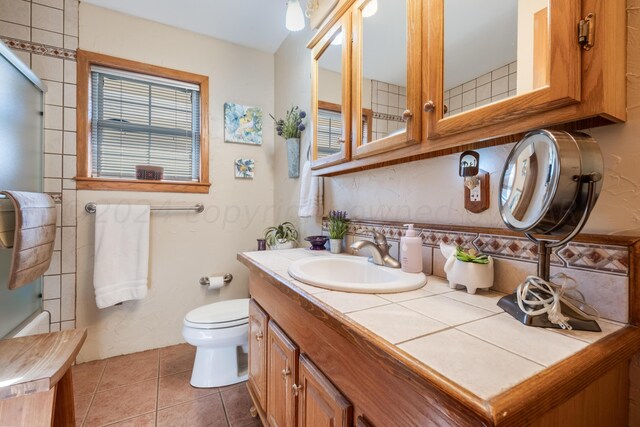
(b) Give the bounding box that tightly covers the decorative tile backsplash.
[322,218,633,324]
[326,219,631,277]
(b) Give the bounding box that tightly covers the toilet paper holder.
[199,274,233,286]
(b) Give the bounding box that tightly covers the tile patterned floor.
[72,344,262,427]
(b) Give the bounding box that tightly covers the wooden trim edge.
[75,177,210,194]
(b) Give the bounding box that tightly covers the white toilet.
[182,298,250,388]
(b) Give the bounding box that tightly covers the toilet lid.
[184,298,249,327]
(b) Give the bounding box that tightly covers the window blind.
[317,109,343,155]
[90,67,201,181]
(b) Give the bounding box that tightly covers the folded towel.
[0,191,56,290]
[93,204,150,308]
[298,160,323,217]
[0,198,16,249]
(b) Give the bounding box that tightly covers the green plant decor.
[455,246,489,264]
[327,210,350,239]
[270,106,306,140]
[264,222,299,248]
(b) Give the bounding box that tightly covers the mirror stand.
[525,172,602,281]
[497,130,604,332]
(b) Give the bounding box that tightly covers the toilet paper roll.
[207,276,225,290]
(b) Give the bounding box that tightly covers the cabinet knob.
[281,368,291,380]
[423,101,436,112]
[292,384,303,396]
[401,109,413,121]
[255,330,263,341]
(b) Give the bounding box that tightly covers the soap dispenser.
[400,224,422,273]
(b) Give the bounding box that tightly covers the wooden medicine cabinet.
[311,15,352,169]
[308,0,626,177]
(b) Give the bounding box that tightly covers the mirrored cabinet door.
[426,0,581,140]
[311,16,352,169]
[351,0,422,159]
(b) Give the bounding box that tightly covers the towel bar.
[84,202,204,214]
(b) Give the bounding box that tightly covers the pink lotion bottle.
[400,224,423,273]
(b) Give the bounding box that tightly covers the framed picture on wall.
[234,158,255,179]
[224,102,263,145]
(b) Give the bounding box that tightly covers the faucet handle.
[372,231,388,247]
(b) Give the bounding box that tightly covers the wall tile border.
[1,37,76,60]
[323,218,632,277]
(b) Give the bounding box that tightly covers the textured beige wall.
[76,4,275,361]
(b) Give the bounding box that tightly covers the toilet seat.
[183,298,249,330]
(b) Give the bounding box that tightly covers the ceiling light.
[286,0,306,31]
[362,0,378,18]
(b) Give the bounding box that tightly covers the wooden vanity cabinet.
[309,0,626,177]
[297,354,352,427]
[248,300,268,411]
[267,321,299,427]
[241,261,639,427]
[248,301,353,427]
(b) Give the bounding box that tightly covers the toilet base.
[190,345,248,388]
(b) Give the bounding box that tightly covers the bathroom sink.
[287,256,427,293]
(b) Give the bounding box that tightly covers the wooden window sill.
[75,177,211,193]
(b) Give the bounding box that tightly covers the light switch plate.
[464,171,490,213]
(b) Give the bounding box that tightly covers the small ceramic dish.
[304,235,329,251]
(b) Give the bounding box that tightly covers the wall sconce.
[286,0,306,32]
[459,150,490,213]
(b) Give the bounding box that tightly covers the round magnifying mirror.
[499,130,603,236]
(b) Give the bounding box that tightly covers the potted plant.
[327,210,350,254]
[264,222,299,250]
[270,106,306,178]
[440,243,494,294]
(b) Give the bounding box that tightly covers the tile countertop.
[240,248,627,401]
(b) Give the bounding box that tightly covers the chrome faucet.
[350,231,401,268]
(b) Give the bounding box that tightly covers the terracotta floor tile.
[98,349,159,391]
[157,393,228,427]
[158,370,218,409]
[221,383,256,427]
[159,343,195,377]
[238,419,263,427]
[103,412,156,427]
[73,359,107,396]
[74,393,93,427]
[84,378,158,427]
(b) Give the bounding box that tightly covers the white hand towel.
[298,160,323,217]
[93,204,150,308]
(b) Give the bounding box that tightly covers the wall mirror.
[311,16,352,169]
[427,0,580,139]
[443,0,550,118]
[352,0,421,159]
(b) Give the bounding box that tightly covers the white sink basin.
[287,256,427,293]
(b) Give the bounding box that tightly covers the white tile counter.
[241,248,624,400]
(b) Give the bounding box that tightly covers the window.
[76,50,210,193]
[317,101,372,156]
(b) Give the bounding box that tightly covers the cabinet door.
[311,14,352,170]
[351,0,422,159]
[296,355,352,427]
[267,321,299,427]
[248,299,268,412]
[425,0,581,140]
